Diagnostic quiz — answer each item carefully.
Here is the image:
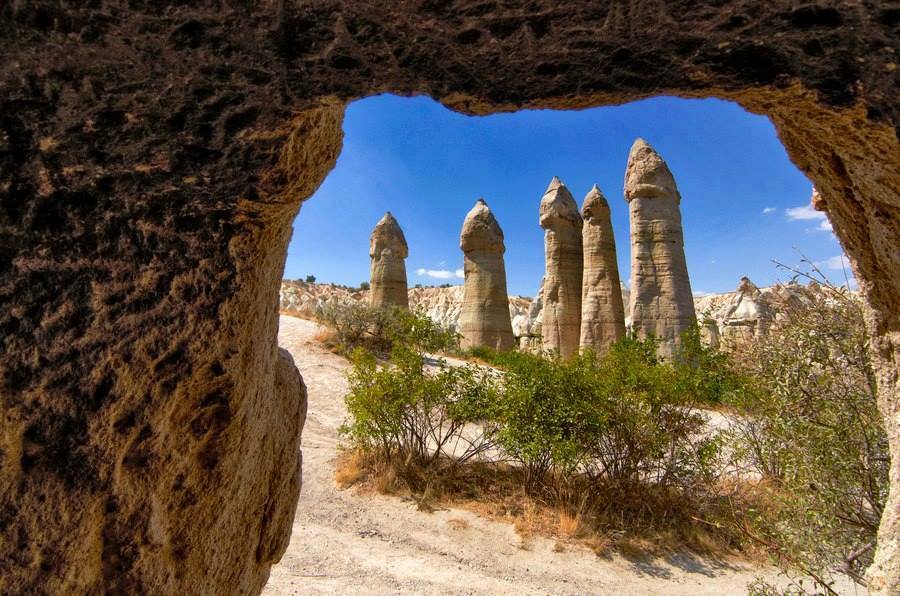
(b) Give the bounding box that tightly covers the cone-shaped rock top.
[540,177,582,229]
[370,211,408,258]
[581,184,611,222]
[737,276,759,294]
[461,199,505,253]
[624,138,681,203]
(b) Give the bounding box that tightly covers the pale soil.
[264,315,792,595]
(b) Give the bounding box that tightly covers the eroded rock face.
[579,184,626,356]
[459,200,515,351]
[625,139,697,359]
[539,177,583,358]
[369,212,409,309]
[2,2,899,593]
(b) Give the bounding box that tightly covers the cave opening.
[265,93,866,593]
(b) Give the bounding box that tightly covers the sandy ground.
[264,315,786,595]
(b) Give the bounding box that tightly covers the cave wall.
[1,1,897,593]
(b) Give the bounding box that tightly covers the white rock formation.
[539,177,583,358]
[624,138,696,359]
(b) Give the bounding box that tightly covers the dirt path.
[264,315,778,595]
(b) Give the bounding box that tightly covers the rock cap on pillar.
[461,198,505,253]
[582,183,611,220]
[624,138,681,203]
[369,211,409,259]
[540,176,582,229]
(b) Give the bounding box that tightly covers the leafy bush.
[305,274,316,283]
[492,337,722,492]
[316,302,458,356]
[342,345,497,466]
[673,325,752,406]
[729,270,887,590]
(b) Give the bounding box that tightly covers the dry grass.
[447,518,470,530]
[334,450,370,488]
[280,308,319,322]
[333,450,764,563]
[311,326,343,353]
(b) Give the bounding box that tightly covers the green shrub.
[316,302,458,356]
[489,336,722,492]
[673,325,751,406]
[729,273,886,589]
[341,345,497,466]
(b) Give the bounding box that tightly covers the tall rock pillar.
[369,212,409,309]
[540,177,583,358]
[459,199,515,351]
[624,139,696,359]
[579,184,626,355]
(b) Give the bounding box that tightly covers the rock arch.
[1,2,897,593]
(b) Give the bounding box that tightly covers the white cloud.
[693,290,715,298]
[415,267,464,280]
[785,203,834,235]
[762,207,776,214]
[820,255,848,270]
[785,204,825,221]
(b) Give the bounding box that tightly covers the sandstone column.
[540,177,583,358]
[579,184,626,356]
[459,199,515,351]
[368,212,409,309]
[625,139,696,359]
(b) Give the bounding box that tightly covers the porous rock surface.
[539,177,583,358]
[579,184,626,356]
[1,2,899,593]
[625,139,697,359]
[459,199,515,351]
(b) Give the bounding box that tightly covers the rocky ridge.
[281,278,842,349]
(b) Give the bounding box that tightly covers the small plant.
[359,281,370,291]
[305,274,316,283]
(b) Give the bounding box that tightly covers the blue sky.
[284,94,850,297]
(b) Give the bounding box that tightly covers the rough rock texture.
[625,139,697,360]
[280,280,363,315]
[279,281,532,337]
[2,2,899,593]
[368,212,409,309]
[699,277,772,344]
[459,200,515,351]
[695,278,836,345]
[579,184,626,356]
[539,177,583,358]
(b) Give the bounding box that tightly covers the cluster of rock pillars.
[369,138,695,359]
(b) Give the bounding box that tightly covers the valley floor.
[265,315,785,595]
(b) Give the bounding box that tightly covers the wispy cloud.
[785,203,834,235]
[693,290,715,298]
[415,267,464,280]
[762,207,776,214]
[819,255,848,271]
[785,204,824,221]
